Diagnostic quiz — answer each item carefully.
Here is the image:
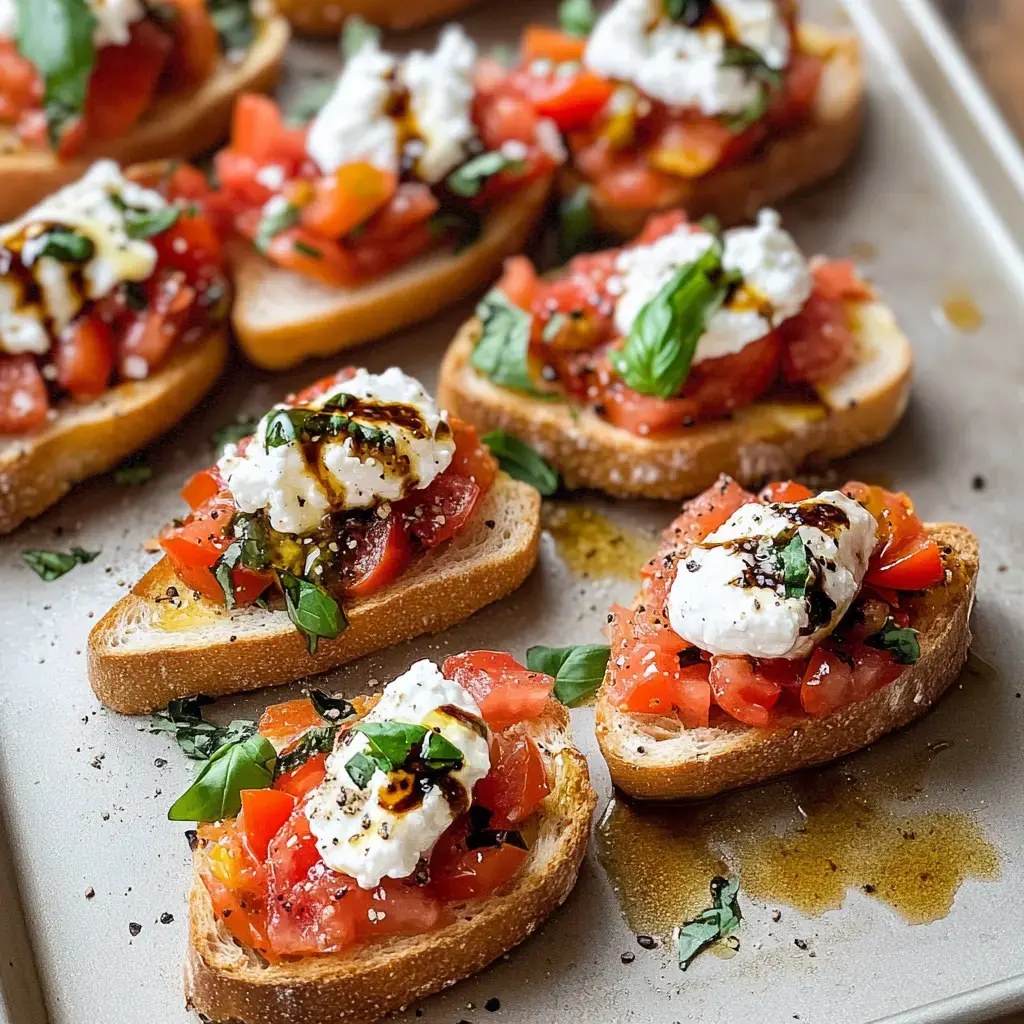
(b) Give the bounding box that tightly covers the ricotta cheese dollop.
[217,367,456,535]
[305,660,492,890]
[667,491,877,660]
[585,0,790,116]
[611,208,813,364]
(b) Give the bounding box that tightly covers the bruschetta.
[501,3,862,237]
[177,654,596,1024]
[595,476,979,800]
[0,159,231,533]
[438,208,911,500]
[0,1,288,222]
[88,367,542,713]
[211,25,564,369]
[277,0,484,34]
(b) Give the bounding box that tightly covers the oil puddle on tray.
[597,739,999,939]
[543,503,655,581]
[938,289,985,334]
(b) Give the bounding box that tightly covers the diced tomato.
[0,40,41,124]
[759,480,814,503]
[648,476,759,561]
[164,162,213,203]
[84,21,172,143]
[180,466,225,510]
[240,789,296,862]
[770,51,825,130]
[302,163,397,239]
[405,474,482,547]
[520,25,587,65]
[340,513,414,598]
[650,117,757,180]
[513,67,615,134]
[214,149,275,207]
[428,821,528,903]
[449,417,498,492]
[497,255,541,311]
[350,878,443,941]
[0,355,49,434]
[274,752,329,800]
[159,0,220,89]
[258,698,323,747]
[152,207,224,283]
[54,314,115,400]
[473,733,550,828]
[780,290,856,385]
[117,270,200,377]
[799,647,855,716]
[709,655,781,727]
[230,93,308,168]
[266,228,360,287]
[606,641,711,726]
[442,651,553,732]
[811,259,875,303]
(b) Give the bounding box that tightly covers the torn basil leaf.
[22,546,99,581]
[558,184,598,261]
[309,689,355,723]
[275,725,338,775]
[677,875,742,970]
[254,201,300,255]
[277,570,346,654]
[868,621,921,665]
[471,288,546,396]
[287,78,335,125]
[720,44,784,133]
[665,0,714,25]
[779,535,810,599]
[558,0,597,37]
[206,0,256,56]
[447,151,525,199]
[345,750,380,788]
[39,228,94,263]
[527,643,610,707]
[481,430,560,496]
[424,732,465,772]
[150,696,256,762]
[123,205,181,241]
[341,15,381,59]
[212,541,243,611]
[167,734,276,822]
[353,721,430,767]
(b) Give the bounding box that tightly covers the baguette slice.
[560,26,864,239]
[231,177,552,370]
[0,330,228,534]
[0,17,290,223]
[278,0,483,33]
[88,473,541,714]
[185,699,596,1024]
[438,300,912,501]
[596,523,979,801]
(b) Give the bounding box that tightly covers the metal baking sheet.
[2,0,1024,1021]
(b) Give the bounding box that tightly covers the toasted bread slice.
[88,473,541,713]
[185,699,595,1024]
[0,17,290,223]
[560,26,864,239]
[230,176,552,370]
[278,0,483,33]
[0,331,228,534]
[596,523,979,801]
[438,300,912,501]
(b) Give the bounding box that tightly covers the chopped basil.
[123,205,181,241]
[124,281,149,311]
[665,0,713,26]
[611,242,734,398]
[276,569,346,654]
[677,875,742,970]
[481,430,560,496]
[779,535,809,599]
[263,407,299,449]
[428,210,482,251]
[113,456,152,486]
[345,750,380,788]
[263,406,392,451]
[206,0,256,56]
[255,201,300,255]
[720,44,784,133]
[212,540,243,610]
[446,151,525,199]
[231,512,271,572]
[15,0,97,148]
[471,288,546,396]
[212,414,260,454]
[309,689,355,723]
[354,721,431,766]
[424,732,466,772]
[275,725,338,775]
[167,733,276,822]
[558,0,597,37]
[287,78,335,125]
[21,546,99,581]
[341,15,381,59]
[868,620,921,665]
[558,184,597,261]
[293,239,323,259]
[150,696,256,762]
[38,228,94,263]
[527,643,610,707]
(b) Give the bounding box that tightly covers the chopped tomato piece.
[759,480,814,503]
[230,93,308,168]
[606,642,711,726]
[520,25,587,65]
[428,821,528,903]
[709,655,781,727]
[648,476,758,563]
[497,255,541,311]
[514,68,615,134]
[160,0,220,89]
[273,752,329,800]
[240,789,296,862]
[180,466,225,510]
[650,117,750,180]
[771,51,826,129]
[473,733,550,828]
[302,163,397,239]
[780,290,856,384]
[442,651,553,732]
[811,259,875,303]
[0,355,49,434]
[449,417,498,492]
[405,474,481,547]
[340,513,414,598]
[799,648,855,716]
[152,208,224,282]
[54,314,115,400]
[266,228,360,287]
[258,698,323,748]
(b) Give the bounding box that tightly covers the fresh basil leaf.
[424,732,465,771]
[21,545,99,581]
[353,721,430,768]
[446,151,525,199]
[287,78,335,125]
[212,414,260,454]
[345,750,380,789]
[472,289,546,396]
[342,15,381,59]
[558,184,597,261]
[559,0,597,37]
[611,243,730,398]
[309,690,355,723]
[206,0,256,56]
[255,201,300,255]
[779,535,809,599]
[212,541,242,611]
[38,228,94,263]
[665,0,713,26]
[123,205,181,241]
[677,875,742,970]
[167,734,276,822]
[277,569,346,654]
[720,43,784,134]
[150,696,257,762]
[113,456,152,486]
[263,407,299,450]
[527,643,610,707]
[275,725,338,775]
[293,239,323,259]
[867,621,921,665]
[15,0,97,148]
[481,430,560,496]
[232,512,271,572]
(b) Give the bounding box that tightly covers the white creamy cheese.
[611,209,812,363]
[217,368,456,536]
[667,491,877,659]
[585,0,789,116]
[306,660,492,890]
[0,160,165,354]
[0,0,146,47]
